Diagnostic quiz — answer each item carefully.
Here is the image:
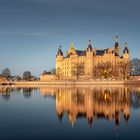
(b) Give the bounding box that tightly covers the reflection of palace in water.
[1,86,140,127]
[40,86,133,126]
[39,86,140,128]
[55,87,130,127]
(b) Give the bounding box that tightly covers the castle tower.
[56,45,64,78]
[85,40,94,78]
[123,42,130,62]
[114,34,120,56]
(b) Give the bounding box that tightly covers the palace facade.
[56,35,130,79]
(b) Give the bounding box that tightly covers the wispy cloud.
[0,31,44,37]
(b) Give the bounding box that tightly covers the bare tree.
[23,71,32,80]
[94,62,114,79]
[93,65,99,79]
[71,63,84,80]
[131,58,140,76]
[43,70,48,75]
[1,68,11,79]
[50,68,56,75]
[119,61,131,79]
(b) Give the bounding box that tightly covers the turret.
[56,45,63,57]
[86,40,92,52]
[56,45,64,78]
[123,42,129,54]
[114,34,120,56]
[85,40,94,78]
[67,42,77,57]
[123,42,130,61]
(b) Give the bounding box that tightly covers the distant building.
[40,72,57,81]
[0,75,7,82]
[56,35,130,79]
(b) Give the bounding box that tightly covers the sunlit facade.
[56,35,130,79]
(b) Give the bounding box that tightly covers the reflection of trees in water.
[22,88,33,98]
[2,93,11,100]
[15,88,22,92]
[130,92,140,109]
[0,87,39,99]
[0,87,12,100]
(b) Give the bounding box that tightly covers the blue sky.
[0,0,140,76]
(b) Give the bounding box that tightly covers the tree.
[131,58,140,76]
[23,71,32,80]
[71,63,84,80]
[56,68,62,80]
[1,68,11,78]
[43,70,48,75]
[94,62,114,79]
[50,68,56,75]
[119,61,131,79]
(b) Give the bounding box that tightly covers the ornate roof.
[57,46,63,56]
[114,42,119,48]
[96,49,110,55]
[96,50,104,55]
[76,50,86,56]
[87,40,92,51]
[66,50,86,58]
[123,47,129,54]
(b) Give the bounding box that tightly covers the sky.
[0,0,140,76]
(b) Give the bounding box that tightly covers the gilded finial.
[59,45,61,48]
[125,42,128,47]
[115,32,118,42]
[70,42,75,49]
[89,40,91,44]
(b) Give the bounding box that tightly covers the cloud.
[0,31,45,37]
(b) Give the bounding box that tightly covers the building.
[40,72,57,81]
[0,75,7,82]
[56,35,130,79]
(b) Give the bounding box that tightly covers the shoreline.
[0,80,140,86]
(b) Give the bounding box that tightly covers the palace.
[56,35,130,79]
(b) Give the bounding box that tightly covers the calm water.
[0,85,140,139]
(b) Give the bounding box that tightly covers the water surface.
[0,85,140,139]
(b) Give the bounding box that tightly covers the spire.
[70,42,75,49]
[87,40,93,51]
[123,42,129,54]
[115,33,118,42]
[125,42,128,47]
[57,45,63,56]
[114,33,119,48]
[89,40,91,44]
[59,45,61,49]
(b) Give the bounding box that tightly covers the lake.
[0,85,140,139]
